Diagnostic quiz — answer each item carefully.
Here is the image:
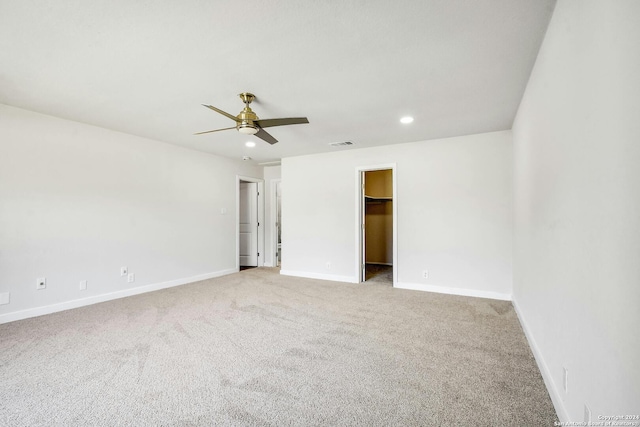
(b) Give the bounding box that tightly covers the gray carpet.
[365,264,393,284]
[0,268,557,426]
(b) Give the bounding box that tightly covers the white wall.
[512,0,640,420]
[282,131,513,299]
[0,104,261,322]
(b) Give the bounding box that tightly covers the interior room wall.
[512,0,640,420]
[0,104,261,323]
[281,131,513,299]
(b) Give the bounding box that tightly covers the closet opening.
[358,166,396,286]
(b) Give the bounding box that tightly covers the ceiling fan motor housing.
[237,107,259,134]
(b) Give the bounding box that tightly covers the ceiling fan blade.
[254,117,309,128]
[194,126,236,135]
[202,104,239,122]
[255,127,278,145]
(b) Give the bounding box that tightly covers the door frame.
[237,175,265,270]
[355,164,397,285]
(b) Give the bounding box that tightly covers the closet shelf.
[365,195,393,201]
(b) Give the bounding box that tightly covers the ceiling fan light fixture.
[238,125,258,135]
[245,141,256,147]
[400,116,414,124]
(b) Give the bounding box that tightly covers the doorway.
[275,180,282,267]
[357,165,397,285]
[268,179,282,268]
[238,176,264,270]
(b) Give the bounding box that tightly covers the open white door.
[239,181,258,267]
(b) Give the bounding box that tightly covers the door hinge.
[258,252,260,257]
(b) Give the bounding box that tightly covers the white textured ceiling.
[0,0,555,164]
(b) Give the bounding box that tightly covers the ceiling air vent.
[329,141,354,147]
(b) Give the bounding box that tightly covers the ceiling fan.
[195,92,309,144]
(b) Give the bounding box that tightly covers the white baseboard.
[0,268,237,325]
[279,270,358,284]
[512,298,568,423]
[394,281,512,301]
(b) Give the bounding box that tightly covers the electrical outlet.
[326,262,331,270]
[36,277,46,290]
[79,280,87,291]
[127,273,135,283]
[0,292,9,305]
[563,367,568,394]
[120,266,128,276]
[422,270,429,279]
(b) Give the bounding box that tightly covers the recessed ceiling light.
[400,116,414,124]
[245,141,256,148]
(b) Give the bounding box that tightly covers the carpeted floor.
[364,264,393,284]
[0,268,558,426]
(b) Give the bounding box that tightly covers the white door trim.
[237,175,265,270]
[355,164,398,286]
